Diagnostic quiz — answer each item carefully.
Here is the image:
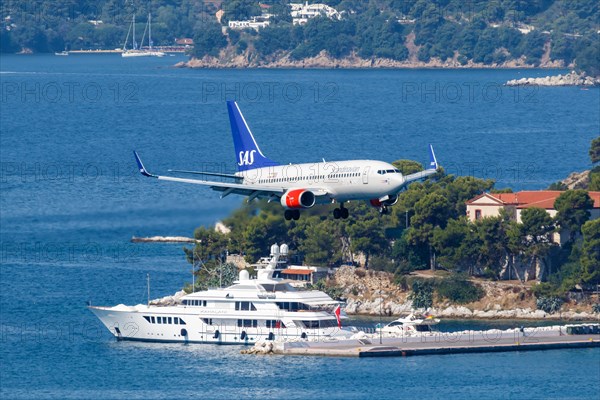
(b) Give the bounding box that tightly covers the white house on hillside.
[290,2,341,26]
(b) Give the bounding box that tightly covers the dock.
[266,325,600,358]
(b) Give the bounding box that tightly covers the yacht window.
[266,320,277,328]
[168,317,172,324]
[157,317,162,324]
[174,317,179,324]
[260,283,296,292]
[179,318,186,325]
[235,301,256,311]
[151,316,155,323]
[301,320,320,329]
[389,321,403,326]
[202,318,213,325]
[238,319,257,328]
[203,300,207,307]
[182,300,187,305]
[143,316,151,323]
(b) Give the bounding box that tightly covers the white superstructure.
[90,257,350,345]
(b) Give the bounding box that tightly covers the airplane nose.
[391,173,406,190]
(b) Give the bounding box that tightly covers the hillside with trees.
[1,0,599,75]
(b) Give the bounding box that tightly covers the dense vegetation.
[2,1,598,75]
[184,137,600,298]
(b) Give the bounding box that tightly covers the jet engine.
[280,189,316,209]
[369,194,398,208]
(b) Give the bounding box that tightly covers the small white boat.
[54,51,69,56]
[376,313,440,335]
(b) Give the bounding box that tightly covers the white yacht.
[89,257,351,344]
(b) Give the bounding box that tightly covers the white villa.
[228,17,271,31]
[290,2,342,26]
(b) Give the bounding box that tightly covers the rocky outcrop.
[149,290,186,306]
[332,266,596,320]
[561,170,590,189]
[506,71,600,87]
[240,341,274,355]
[176,49,566,70]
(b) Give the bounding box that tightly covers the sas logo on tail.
[238,150,256,166]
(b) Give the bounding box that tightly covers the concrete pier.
[265,324,600,358]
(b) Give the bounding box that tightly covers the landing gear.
[284,209,300,221]
[333,204,349,219]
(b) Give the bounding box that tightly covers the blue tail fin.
[227,101,279,172]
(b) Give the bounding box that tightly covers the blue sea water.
[1,54,599,399]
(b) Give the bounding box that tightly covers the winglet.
[133,151,156,178]
[428,144,438,170]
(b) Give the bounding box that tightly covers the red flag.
[334,305,341,328]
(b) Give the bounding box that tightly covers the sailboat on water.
[122,13,165,57]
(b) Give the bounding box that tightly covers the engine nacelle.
[281,189,316,209]
[382,195,398,206]
[369,195,398,208]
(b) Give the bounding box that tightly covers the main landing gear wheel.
[333,205,349,219]
[285,210,301,221]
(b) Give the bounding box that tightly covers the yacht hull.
[89,305,349,345]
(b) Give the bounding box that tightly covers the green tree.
[408,279,433,309]
[392,159,423,175]
[554,190,594,241]
[518,207,556,280]
[590,137,600,164]
[348,217,388,268]
[192,21,227,58]
[298,220,343,265]
[580,219,600,285]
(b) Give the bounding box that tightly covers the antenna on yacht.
[147,273,150,306]
[192,251,195,293]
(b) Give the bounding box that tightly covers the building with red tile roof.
[466,191,600,244]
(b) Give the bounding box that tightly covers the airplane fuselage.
[238,160,406,204]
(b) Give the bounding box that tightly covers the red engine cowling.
[369,195,398,208]
[281,189,316,209]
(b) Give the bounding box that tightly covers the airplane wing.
[134,151,288,200]
[403,144,439,184]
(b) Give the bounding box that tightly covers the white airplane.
[134,101,439,220]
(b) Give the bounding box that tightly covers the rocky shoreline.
[176,50,566,70]
[505,71,600,87]
[344,298,597,321]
